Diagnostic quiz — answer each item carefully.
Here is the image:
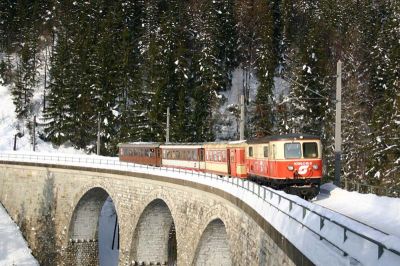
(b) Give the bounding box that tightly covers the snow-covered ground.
[314,183,400,238]
[216,68,259,140]
[0,204,39,266]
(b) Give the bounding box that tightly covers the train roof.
[160,143,203,149]
[117,142,162,148]
[203,140,246,145]
[247,134,320,144]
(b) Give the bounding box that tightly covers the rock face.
[0,162,306,266]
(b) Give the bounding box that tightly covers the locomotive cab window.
[284,143,301,159]
[303,142,318,158]
[249,147,253,157]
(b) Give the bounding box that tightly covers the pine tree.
[188,0,237,141]
[117,0,149,144]
[252,0,280,137]
[366,1,400,188]
[43,17,74,145]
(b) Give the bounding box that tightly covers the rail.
[0,152,399,265]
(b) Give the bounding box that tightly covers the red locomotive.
[118,134,322,198]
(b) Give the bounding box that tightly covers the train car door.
[227,149,231,175]
[270,144,277,177]
[229,149,237,177]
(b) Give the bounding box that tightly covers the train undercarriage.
[249,175,321,200]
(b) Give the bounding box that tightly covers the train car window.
[249,147,253,157]
[263,146,268,158]
[303,142,318,158]
[199,149,204,161]
[284,143,301,159]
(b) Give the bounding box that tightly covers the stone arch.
[65,187,119,266]
[130,198,177,265]
[192,219,232,266]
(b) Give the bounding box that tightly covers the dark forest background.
[0,0,399,189]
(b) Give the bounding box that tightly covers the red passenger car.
[118,142,162,166]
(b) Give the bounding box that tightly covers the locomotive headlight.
[287,165,294,171]
[313,164,319,170]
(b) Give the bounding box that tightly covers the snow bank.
[0,204,39,266]
[315,183,400,238]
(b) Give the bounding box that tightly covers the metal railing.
[0,152,399,264]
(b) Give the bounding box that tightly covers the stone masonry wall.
[65,241,99,266]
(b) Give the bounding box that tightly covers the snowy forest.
[0,0,399,190]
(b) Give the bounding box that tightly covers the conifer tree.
[117,1,149,144]
[366,1,400,188]
[252,0,279,137]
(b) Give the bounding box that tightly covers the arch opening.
[99,197,119,266]
[130,199,177,265]
[66,187,119,266]
[193,219,232,266]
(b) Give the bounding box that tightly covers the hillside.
[0,0,399,192]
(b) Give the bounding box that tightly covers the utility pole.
[43,47,47,112]
[97,113,101,155]
[239,95,245,140]
[33,115,36,152]
[334,60,342,186]
[166,107,170,143]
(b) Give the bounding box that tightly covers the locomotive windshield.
[284,143,301,158]
[303,142,318,158]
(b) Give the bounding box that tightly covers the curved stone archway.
[130,199,177,265]
[193,219,232,266]
[66,187,119,266]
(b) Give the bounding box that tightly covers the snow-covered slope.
[0,204,39,266]
[0,85,84,154]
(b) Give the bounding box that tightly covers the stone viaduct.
[0,161,312,266]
